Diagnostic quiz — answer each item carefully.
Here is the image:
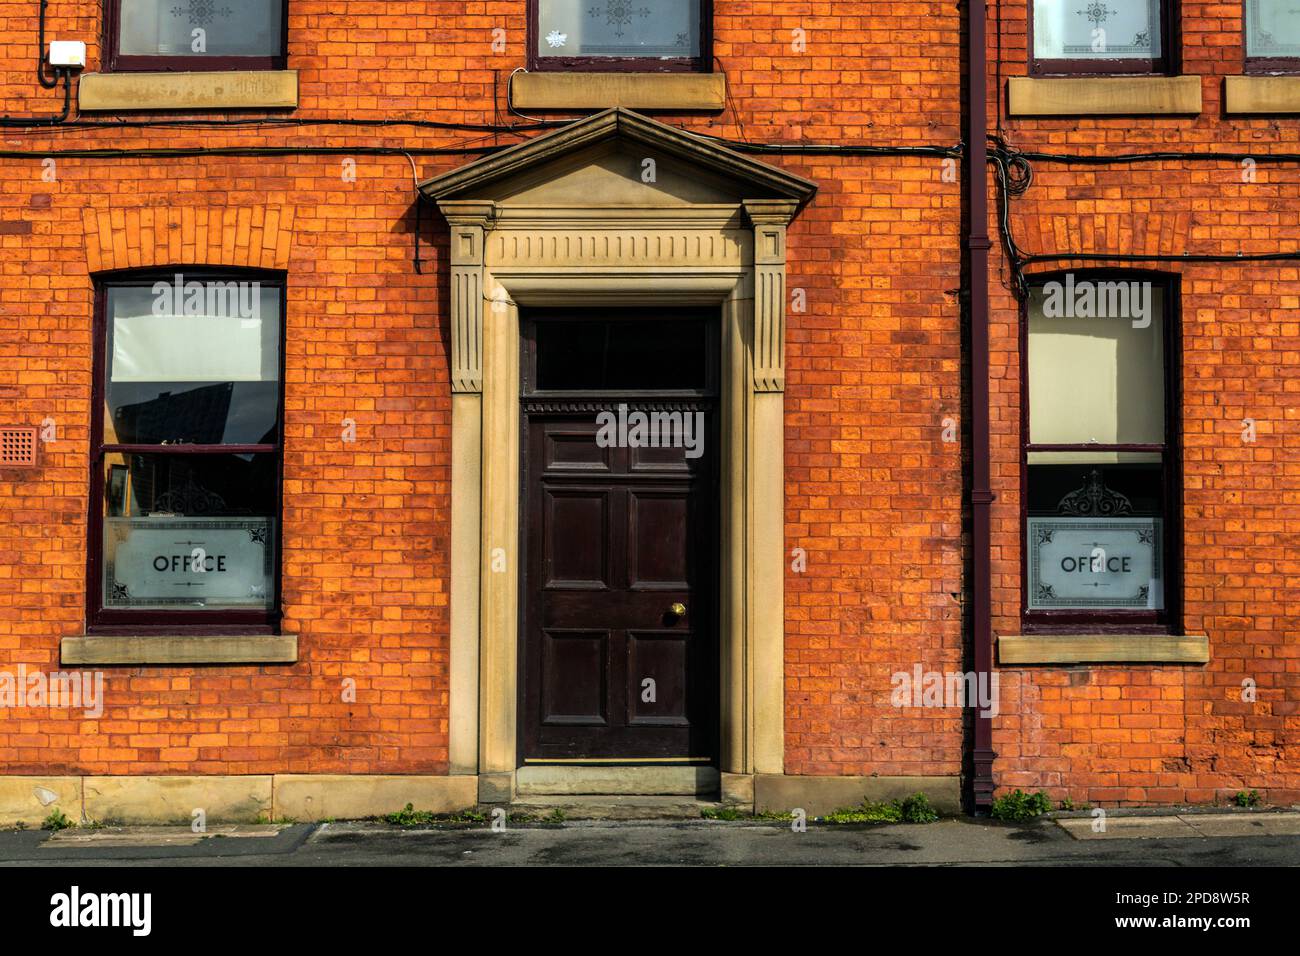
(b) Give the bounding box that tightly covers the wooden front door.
[520,310,719,763]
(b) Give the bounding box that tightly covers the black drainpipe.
[965,0,997,812]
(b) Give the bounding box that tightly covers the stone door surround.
[420,109,816,802]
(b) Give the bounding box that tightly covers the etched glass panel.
[1026,463,1165,610]
[1246,0,1300,59]
[538,0,700,59]
[119,0,282,58]
[1033,1,1162,61]
[101,454,276,610]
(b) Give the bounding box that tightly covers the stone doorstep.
[510,795,723,821]
[1055,811,1300,841]
[43,824,287,848]
[514,765,720,797]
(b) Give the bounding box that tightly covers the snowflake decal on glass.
[588,0,651,39]
[170,1,234,27]
[545,30,569,49]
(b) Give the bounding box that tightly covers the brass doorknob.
[669,602,687,617]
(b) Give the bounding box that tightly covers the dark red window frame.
[1028,1,1176,76]
[526,0,712,73]
[103,0,289,73]
[1018,269,1183,635]
[87,267,286,635]
[1243,1,1300,74]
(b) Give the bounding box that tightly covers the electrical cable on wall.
[0,67,71,126]
[0,0,75,123]
[36,0,59,89]
[987,137,1300,297]
[15,1,1300,279]
[33,115,568,135]
[9,105,1300,281]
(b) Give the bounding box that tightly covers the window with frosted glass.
[1246,1,1300,63]
[1024,276,1174,617]
[93,275,282,623]
[1032,1,1164,70]
[112,0,285,68]
[535,0,703,67]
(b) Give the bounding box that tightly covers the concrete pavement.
[2,810,1299,866]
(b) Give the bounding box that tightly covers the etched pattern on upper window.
[536,0,701,60]
[1032,0,1162,61]
[1246,0,1300,59]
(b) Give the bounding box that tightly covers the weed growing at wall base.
[990,790,1053,822]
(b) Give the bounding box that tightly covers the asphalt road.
[3,816,1299,867]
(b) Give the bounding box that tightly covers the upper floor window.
[530,0,708,72]
[1245,1,1300,72]
[107,0,287,71]
[1022,273,1179,632]
[90,271,284,632]
[1030,1,1170,75]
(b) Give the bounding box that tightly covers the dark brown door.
[520,311,719,763]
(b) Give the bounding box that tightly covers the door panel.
[543,490,610,587]
[630,442,694,472]
[626,630,690,726]
[541,629,608,726]
[545,428,612,471]
[628,490,691,588]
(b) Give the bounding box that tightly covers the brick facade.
[990,1,1300,805]
[0,1,1293,809]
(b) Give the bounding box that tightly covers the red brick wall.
[6,1,1294,808]
[0,2,969,779]
[989,1,1300,806]
[771,1,965,778]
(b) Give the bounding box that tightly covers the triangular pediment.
[418,108,817,209]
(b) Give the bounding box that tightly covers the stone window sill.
[1225,75,1300,113]
[998,634,1209,665]
[509,72,725,111]
[61,634,297,666]
[77,70,298,112]
[1008,76,1201,116]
